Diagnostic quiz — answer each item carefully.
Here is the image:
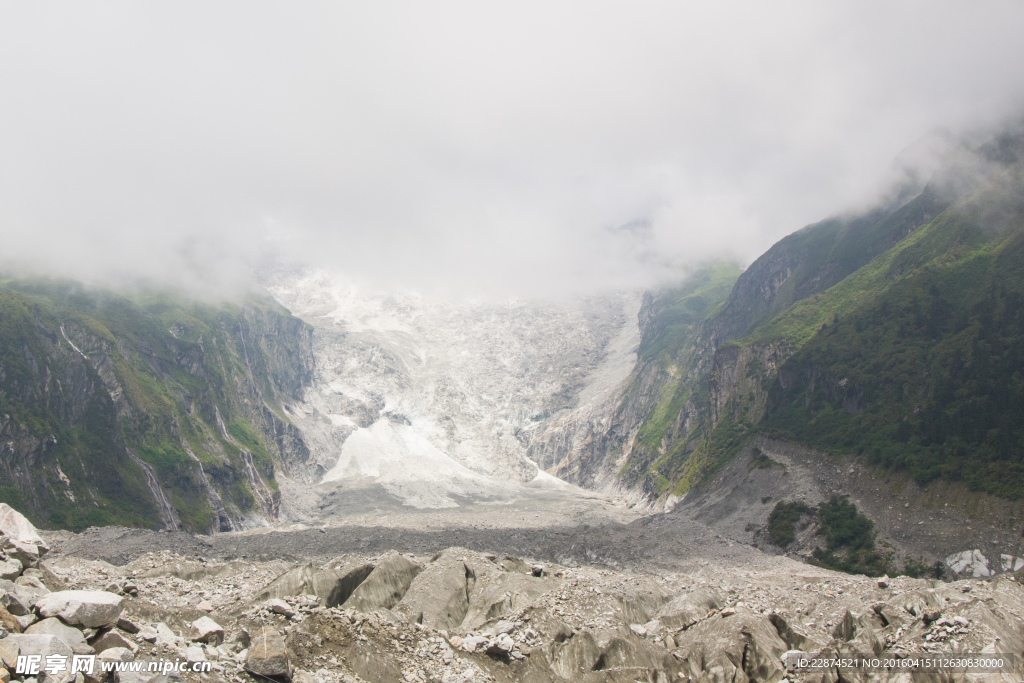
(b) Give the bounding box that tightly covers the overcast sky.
[2,2,1023,298]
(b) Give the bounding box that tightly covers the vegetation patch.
[810,496,890,576]
[767,500,810,547]
[748,447,783,470]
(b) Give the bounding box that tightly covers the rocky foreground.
[4,505,1024,682]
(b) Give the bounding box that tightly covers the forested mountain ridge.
[610,123,1024,505]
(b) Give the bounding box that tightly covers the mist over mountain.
[7,14,1024,676]
[3,3,1024,298]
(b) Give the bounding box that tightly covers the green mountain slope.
[615,122,1024,503]
[0,278,314,532]
[764,164,1024,497]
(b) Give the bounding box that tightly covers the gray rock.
[15,614,37,630]
[0,604,19,634]
[185,646,205,664]
[0,582,34,616]
[15,576,47,592]
[462,565,558,630]
[551,631,602,679]
[5,634,73,683]
[245,628,291,681]
[266,599,294,616]
[768,613,825,652]
[189,617,224,645]
[673,611,789,683]
[342,552,420,612]
[459,636,488,653]
[154,623,184,650]
[97,647,134,663]
[116,617,141,634]
[0,560,21,582]
[25,618,93,655]
[35,591,124,628]
[655,587,725,629]
[0,638,19,670]
[394,549,473,630]
[0,505,49,568]
[259,562,374,608]
[92,630,138,655]
[486,633,514,656]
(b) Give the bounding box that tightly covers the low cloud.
[2,1,1023,298]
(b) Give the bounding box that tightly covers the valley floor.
[30,501,1024,683]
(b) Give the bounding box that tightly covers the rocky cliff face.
[0,280,314,533]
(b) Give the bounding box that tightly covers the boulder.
[394,549,474,630]
[25,618,93,655]
[14,576,47,592]
[594,635,677,674]
[768,613,825,652]
[185,646,205,664]
[13,614,35,630]
[672,610,789,683]
[190,617,224,645]
[613,578,672,626]
[0,560,21,582]
[0,505,49,568]
[116,617,141,634]
[0,582,35,617]
[245,627,291,681]
[462,567,559,630]
[154,623,184,649]
[0,605,19,633]
[266,599,294,617]
[259,562,374,608]
[486,633,514,657]
[342,552,420,612]
[5,634,73,682]
[97,646,134,663]
[91,630,138,655]
[35,591,124,628]
[551,632,602,679]
[459,636,487,653]
[654,587,725,629]
[0,638,19,670]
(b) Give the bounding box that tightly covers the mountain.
[0,272,644,532]
[4,122,1024,566]
[259,270,640,514]
[0,279,314,532]
[577,122,1024,513]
